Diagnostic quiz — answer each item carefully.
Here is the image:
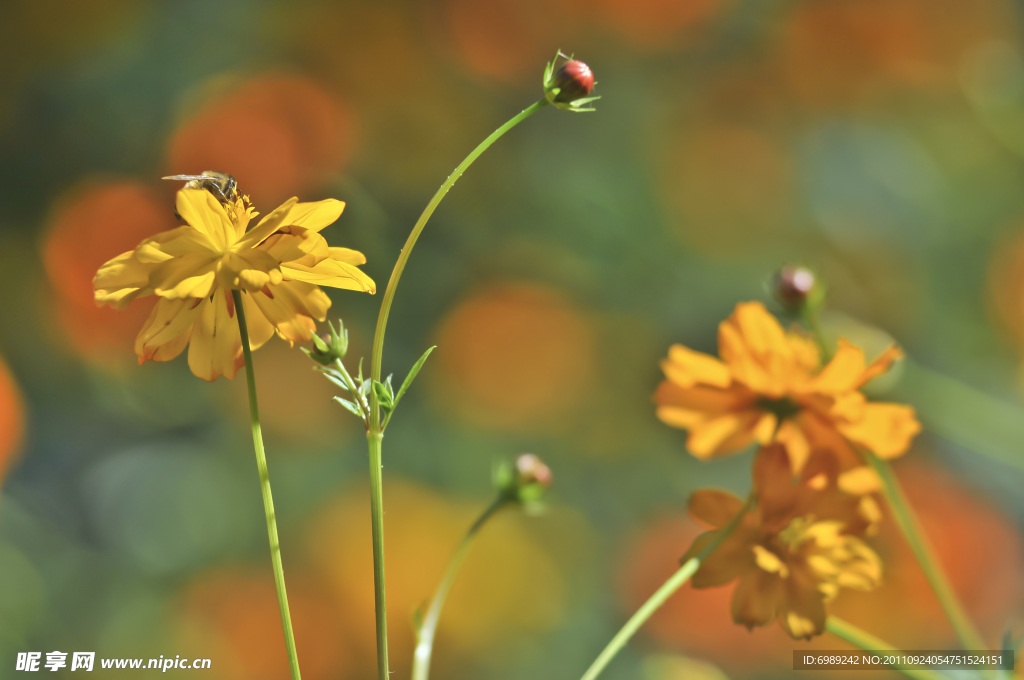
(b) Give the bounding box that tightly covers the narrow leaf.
[333,396,364,418]
[394,346,436,406]
[373,380,394,411]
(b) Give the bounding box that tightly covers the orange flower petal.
[774,419,811,473]
[688,489,745,528]
[857,344,904,388]
[730,567,782,629]
[808,339,865,394]
[687,411,760,458]
[662,344,732,388]
[837,402,921,459]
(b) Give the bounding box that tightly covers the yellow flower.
[94,189,375,381]
[654,301,920,475]
[684,445,882,639]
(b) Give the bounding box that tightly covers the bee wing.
[162,175,211,181]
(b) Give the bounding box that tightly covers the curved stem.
[579,494,755,680]
[368,99,549,419]
[360,98,549,680]
[826,617,947,680]
[864,452,987,650]
[412,496,509,680]
[233,290,302,680]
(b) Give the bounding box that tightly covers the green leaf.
[394,346,436,407]
[333,396,364,418]
[320,371,352,394]
[373,380,394,412]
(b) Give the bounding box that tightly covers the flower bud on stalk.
[543,52,600,112]
[495,453,553,504]
[772,265,824,315]
[303,319,349,366]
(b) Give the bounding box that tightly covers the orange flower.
[684,445,882,639]
[654,301,920,474]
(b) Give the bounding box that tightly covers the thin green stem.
[412,496,509,680]
[579,494,755,680]
[801,308,832,362]
[367,430,388,680]
[233,290,302,680]
[864,452,987,650]
[368,98,550,416]
[360,98,550,680]
[826,617,948,680]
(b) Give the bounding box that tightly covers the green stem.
[368,98,550,407]
[367,430,388,680]
[412,496,509,680]
[864,452,987,650]
[233,290,302,680]
[361,98,549,680]
[825,617,947,680]
[801,308,832,362]
[579,494,755,680]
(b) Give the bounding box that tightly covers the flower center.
[757,396,801,421]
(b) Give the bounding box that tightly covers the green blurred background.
[1,0,1023,678]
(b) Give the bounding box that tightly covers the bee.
[162,171,238,204]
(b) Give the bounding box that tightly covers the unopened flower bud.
[494,453,553,504]
[302,319,348,366]
[543,53,600,112]
[549,61,593,103]
[776,266,815,302]
[515,453,553,489]
[773,265,824,314]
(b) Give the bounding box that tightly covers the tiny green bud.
[302,320,349,366]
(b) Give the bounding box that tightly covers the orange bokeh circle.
[177,567,348,680]
[433,283,595,430]
[42,180,175,361]
[166,74,352,207]
[0,355,26,483]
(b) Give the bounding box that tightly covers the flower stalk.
[864,452,987,650]
[233,290,302,680]
[825,616,947,680]
[579,493,756,680]
[412,496,509,680]
[364,98,551,680]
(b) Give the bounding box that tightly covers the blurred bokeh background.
[1,0,1024,678]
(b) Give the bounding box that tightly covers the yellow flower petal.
[752,545,789,577]
[662,344,732,388]
[837,402,921,459]
[134,297,203,363]
[837,466,881,495]
[187,292,244,381]
[240,292,275,351]
[150,252,219,299]
[278,198,345,233]
[808,340,864,394]
[94,251,155,310]
[248,280,330,344]
[281,258,376,293]
[236,197,301,249]
[176,189,235,250]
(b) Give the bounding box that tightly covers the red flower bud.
[549,60,594,104]
[775,266,816,304]
[515,453,553,489]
